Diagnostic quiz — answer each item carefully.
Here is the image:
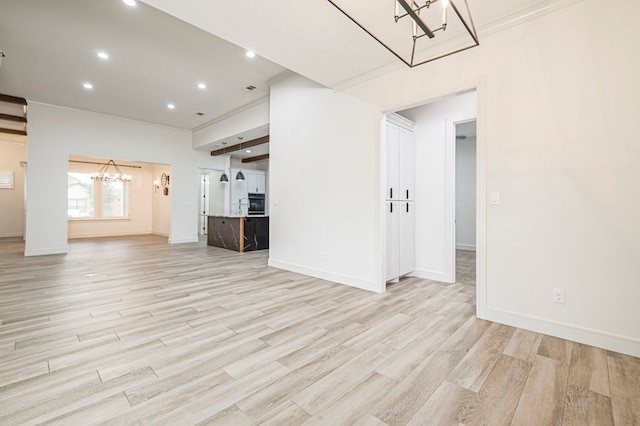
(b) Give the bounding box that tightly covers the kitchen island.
[207,215,269,252]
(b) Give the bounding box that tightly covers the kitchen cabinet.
[386,114,415,281]
[386,118,415,201]
[230,169,266,216]
[386,201,415,281]
[230,169,248,216]
[246,170,266,194]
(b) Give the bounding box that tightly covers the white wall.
[456,136,476,251]
[269,74,381,291]
[0,140,26,237]
[345,0,640,356]
[25,102,225,255]
[207,171,226,217]
[400,92,477,283]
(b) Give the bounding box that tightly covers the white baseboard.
[268,259,380,293]
[456,244,476,252]
[169,236,199,244]
[25,245,69,256]
[68,231,152,239]
[482,306,640,358]
[411,268,453,284]
[0,232,23,238]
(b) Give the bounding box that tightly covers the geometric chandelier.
[90,159,132,182]
[326,0,479,68]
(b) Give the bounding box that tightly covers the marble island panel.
[207,216,269,252]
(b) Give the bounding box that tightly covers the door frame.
[446,115,477,284]
[379,79,487,320]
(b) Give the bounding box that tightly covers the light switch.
[490,192,500,205]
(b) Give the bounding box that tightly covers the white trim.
[0,232,23,238]
[68,231,153,239]
[192,96,270,132]
[330,0,585,92]
[456,244,476,252]
[411,268,450,283]
[485,307,640,358]
[475,78,488,322]
[447,114,477,285]
[386,113,415,130]
[268,259,380,293]
[68,217,132,222]
[374,110,385,293]
[26,101,190,133]
[479,0,585,38]
[168,236,199,244]
[25,245,68,256]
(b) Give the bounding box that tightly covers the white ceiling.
[0,0,285,130]
[140,0,576,90]
[0,0,574,145]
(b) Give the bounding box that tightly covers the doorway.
[455,120,477,286]
[394,90,478,285]
[198,168,226,236]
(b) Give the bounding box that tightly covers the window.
[0,170,15,189]
[68,172,129,218]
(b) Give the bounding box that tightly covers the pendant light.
[220,172,229,183]
[235,136,246,181]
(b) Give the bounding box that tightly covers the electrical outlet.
[552,288,565,304]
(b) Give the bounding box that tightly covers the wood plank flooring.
[0,236,638,425]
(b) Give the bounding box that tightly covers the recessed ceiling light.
[82,82,93,90]
[245,51,256,58]
[197,83,206,90]
[246,150,252,153]
[167,103,175,110]
[123,0,136,6]
[97,51,109,60]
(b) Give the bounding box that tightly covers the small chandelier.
[91,159,132,182]
[326,0,478,68]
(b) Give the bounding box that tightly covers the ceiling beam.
[0,113,27,123]
[210,135,269,156]
[0,128,27,136]
[242,154,270,163]
[0,94,28,106]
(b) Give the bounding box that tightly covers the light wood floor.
[0,235,638,425]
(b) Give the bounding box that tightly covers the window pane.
[102,181,129,217]
[68,173,95,217]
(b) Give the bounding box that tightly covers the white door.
[386,122,399,200]
[386,201,399,281]
[399,201,415,276]
[398,127,415,201]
